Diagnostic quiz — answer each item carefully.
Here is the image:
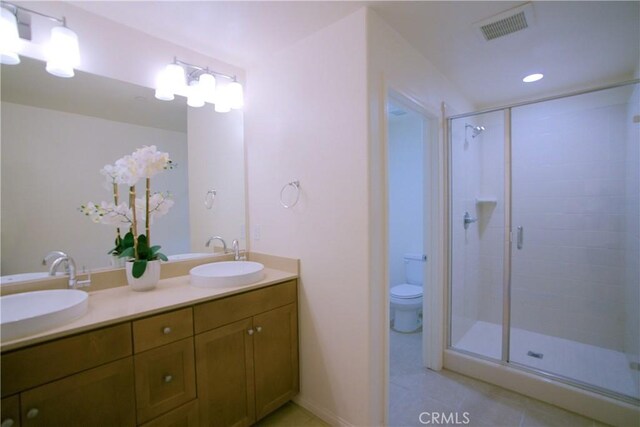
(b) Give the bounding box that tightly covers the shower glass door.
[449,111,505,360]
[509,84,640,401]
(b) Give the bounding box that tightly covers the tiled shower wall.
[476,114,505,326]
[451,86,637,356]
[450,117,488,345]
[624,85,639,372]
[509,90,633,350]
[450,110,506,352]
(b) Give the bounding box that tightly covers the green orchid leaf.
[132,259,148,278]
[150,245,162,255]
[122,232,134,248]
[137,234,150,259]
[155,252,168,262]
[119,247,135,258]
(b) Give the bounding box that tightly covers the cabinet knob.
[164,374,173,383]
[1,418,15,427]
[256,326,262,333]
[163,326,172,335]
[27,408,39,419]
[247,329,254,335]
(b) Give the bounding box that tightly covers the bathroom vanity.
[0,270,299,427]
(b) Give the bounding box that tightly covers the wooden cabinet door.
[253,303,299,420]
[195,318,255,427]
[20,358,136,427]
[2,395,20,427]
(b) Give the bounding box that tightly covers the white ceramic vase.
[126,260,161,291]
[110,255,126,268]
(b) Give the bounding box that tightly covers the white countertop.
[1,267,297,352]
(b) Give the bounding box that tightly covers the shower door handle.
[517,226,524,250]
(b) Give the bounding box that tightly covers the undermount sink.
[1,271,63,284]
[190,261,265,289]
[167,253,211,261]
[1,289,89,341]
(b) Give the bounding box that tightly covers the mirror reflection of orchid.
[80,145,174,278]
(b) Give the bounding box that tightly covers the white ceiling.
[72,1,639,109]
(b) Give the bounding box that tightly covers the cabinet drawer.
[194,280,297,333]
[1,323,132,397]
[139,400,199,427]
[2,395,20,427]
[20,358,136,427]
[134,338,196,424]
[133,308,193,353]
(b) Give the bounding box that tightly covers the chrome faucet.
[43,251,68,274]
[43,251,79,288]
[42,251,75,276]
[232,239,245,261]
[205,236,227,253]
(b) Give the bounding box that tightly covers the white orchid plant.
[80,146,174,278]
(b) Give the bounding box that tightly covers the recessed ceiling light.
[523,73,544,83]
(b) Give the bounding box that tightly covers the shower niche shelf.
[475,197,497,205]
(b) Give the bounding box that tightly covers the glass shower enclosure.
[448,81,640,403]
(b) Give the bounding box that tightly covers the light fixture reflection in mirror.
[0,57,246,281]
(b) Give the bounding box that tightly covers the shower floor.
[454,321,639,400]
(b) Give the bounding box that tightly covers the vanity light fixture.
[0,1,81,77]
[214,83,232,113]
[155,57,243,113]
[187,79,206,108]
[0,5,20,64]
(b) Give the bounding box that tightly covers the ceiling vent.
[474,3,535,41]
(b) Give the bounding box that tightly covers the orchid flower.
[81,146,174,278]
[134,193,175,226]
[79,201,133,226]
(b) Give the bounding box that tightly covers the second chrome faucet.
[205,236,245,261]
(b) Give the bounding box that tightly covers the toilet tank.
[404,253,426,285]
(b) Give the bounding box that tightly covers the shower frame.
[445,78,640,406]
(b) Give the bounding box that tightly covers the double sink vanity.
[0,254,300,427]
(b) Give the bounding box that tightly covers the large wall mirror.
[1,57,246,281]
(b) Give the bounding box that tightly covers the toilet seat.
[390,284,422,299]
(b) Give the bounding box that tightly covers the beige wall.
[245,9,370,426]
[246,7,471,425]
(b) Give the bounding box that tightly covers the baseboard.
[293,395,355,427]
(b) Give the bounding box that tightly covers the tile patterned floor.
[256,402,331,427]
[454,321,639,399]
[390,330,611,427]
[256,330,619,426]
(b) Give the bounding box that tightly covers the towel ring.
[204,189,216,209]
[280,180,300,208]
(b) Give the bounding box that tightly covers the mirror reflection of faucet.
[205,236,227,253]
[232,239,246,261]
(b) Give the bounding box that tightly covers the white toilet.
[390,253,426,333]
